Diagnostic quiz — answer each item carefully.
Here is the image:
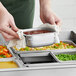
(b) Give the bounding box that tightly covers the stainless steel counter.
[0,31,76,76]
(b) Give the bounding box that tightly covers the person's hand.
[0,2,19,41]
[40,5,61,25]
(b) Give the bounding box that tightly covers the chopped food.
[0,61,18,69]
[14,41,76,51]
[56,54,76,61]
[0,45,12,58]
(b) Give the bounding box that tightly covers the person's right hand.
[0,2,19,41]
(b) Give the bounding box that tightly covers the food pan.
[0,45,16,59]
[0,58,23,69]
[51,51,76,63]
[19,52,58,65]
[70,31,76,43]
[11,40,76,54]
[50,40,76,52]
[7,47,16,58]
[23,27,59,47]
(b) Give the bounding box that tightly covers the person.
[0,0,61,41]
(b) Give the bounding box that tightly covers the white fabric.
[38,23,60,34]
[38,23,60,43]
[7,30,26,49]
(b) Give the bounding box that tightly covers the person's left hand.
[40,6,61,26]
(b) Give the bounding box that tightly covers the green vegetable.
[0,55,6,58]
[24,47,30,51]
[56,54,76,61]
[54,46,58,49]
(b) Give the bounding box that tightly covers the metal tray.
[50,40,76,52]
[18,52,58,65]
[11,40,76,54]
[51,51,76,63]
[7,47,17,58]
[23,27,58,47]
[70,31,76,43]
[0,46,16,59]
[0,58,23,68]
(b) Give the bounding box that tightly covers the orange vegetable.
[56,44,59,47]
[0,45,12,58]
[6,54,12,58]
[3,49,9,53]
[0,45,3,49]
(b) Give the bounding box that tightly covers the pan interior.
[19,53,57,64]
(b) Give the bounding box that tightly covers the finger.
[56,20,62,26]
[9,18,19,32]
[47,17,56,25]
[1,31,15,41]
[0,30,1,33]
[40,17,46,23]
[42,20,46,23]
[0,26,19,38]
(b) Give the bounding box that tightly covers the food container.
[1,51,76,76]
[7,47,17,58]
[23,27,59,47]
[18,52,58,65]
[50,40,76,52]
[11,40,76,54]
[70,31,76,43]
[0,58,23,69]
[0,45,16,58]
[51,51,76,63]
